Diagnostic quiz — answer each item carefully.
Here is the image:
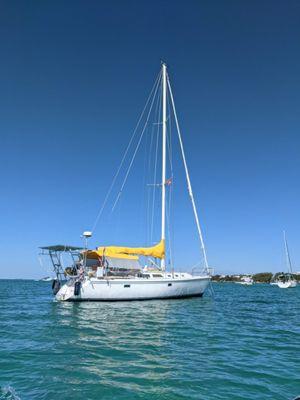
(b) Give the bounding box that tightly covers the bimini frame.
[39,245,83,283]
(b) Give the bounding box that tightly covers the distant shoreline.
[212,272,300,283]
[1,272,300,284]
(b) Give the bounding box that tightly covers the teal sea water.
[0,280,299,400]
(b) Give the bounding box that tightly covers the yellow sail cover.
[86,249,138,260]
[90,239,165,260]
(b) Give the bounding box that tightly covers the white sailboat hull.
[277,280,297,289]
[56,275,211,301]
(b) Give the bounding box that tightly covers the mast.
[161,63,167,271]
[283,230,293,274]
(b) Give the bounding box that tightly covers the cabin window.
[124,284,130,288]
[142,274,150,278]
[168,283,172,287]
[152,274,163,278]
[175,274,179,277]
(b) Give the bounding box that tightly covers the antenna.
[82,231,92,268]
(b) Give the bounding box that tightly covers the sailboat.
[277,231,297,289]
[42,64,211,301]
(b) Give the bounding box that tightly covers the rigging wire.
[165,92,174,272]
[140,109,151,243]
[150,89,162,243]
[145,118,154,245]
[111,72,162,213]
[146,85,161,245]
[91,70,162,233]
[167,72,209,272]
[166,94,173,175]
[166,182,173,271]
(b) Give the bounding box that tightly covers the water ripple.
[0,280,299,399]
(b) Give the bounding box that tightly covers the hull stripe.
[66,293,204,302]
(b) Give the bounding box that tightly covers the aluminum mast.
[161,63,167,271]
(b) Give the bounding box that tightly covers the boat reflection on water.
[61,302,170,357]
[54,296,215,339]
[48,297,215,396]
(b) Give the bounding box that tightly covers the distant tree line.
[252,273,273,283]
[212,272,300,283]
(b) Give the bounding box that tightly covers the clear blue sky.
[1,0,299,278]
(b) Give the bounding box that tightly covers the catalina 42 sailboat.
[41,64,211,301]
